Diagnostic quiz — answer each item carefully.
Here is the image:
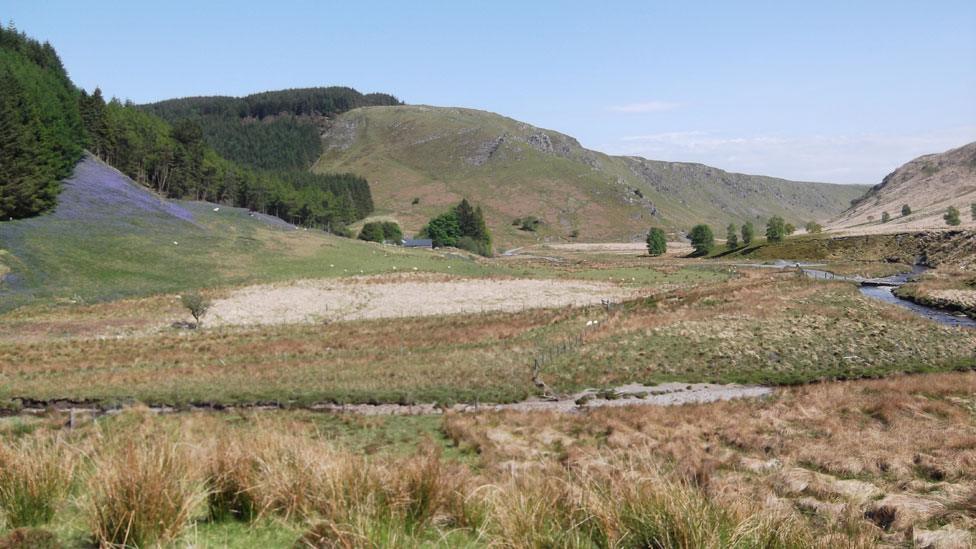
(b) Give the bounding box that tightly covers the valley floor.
[1,240,975,547]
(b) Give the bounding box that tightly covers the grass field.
[1,371,973,547]
[1,269,972,410]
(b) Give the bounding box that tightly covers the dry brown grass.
[1,372,974,546]
[443,371,976,544]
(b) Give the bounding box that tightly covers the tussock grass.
[0,370,973,547]
[0,434,76,529]
[87,434,201,547]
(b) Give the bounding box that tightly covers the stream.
[799,264,976,329]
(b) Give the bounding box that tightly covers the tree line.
[0,23,84,218]
[141,87,401,172]
[2,24,377,231]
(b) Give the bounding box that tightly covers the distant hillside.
[142,87,401,171]
[829,142,976,233]
[314,105,868,245]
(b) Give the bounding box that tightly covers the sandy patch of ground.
[207,274,638,327]
[540,241,694,257]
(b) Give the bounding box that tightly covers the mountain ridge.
[314,105,869,245]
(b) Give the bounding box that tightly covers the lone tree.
[805,221,823,234]
[726,223,738,249]
[646,227,667,256]
[901,204,911,216]
[181,292,211,328]
[944,206,961,226]
[881,211,890,223]
[765,216,787,242]
[688,224,714,256]
[741,222,755,246]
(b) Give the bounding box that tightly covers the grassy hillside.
[0,154,492,312]
[829,141,976,234]
[314,106,868,247]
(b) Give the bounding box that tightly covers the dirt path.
[207,274,640,327]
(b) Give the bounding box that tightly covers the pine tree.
[741,222,754,246]
[726,224,738,249]
[689,224,714,255]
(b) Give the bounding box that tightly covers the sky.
[2,0,975,184]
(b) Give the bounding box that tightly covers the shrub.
[881,211,890,223]
[765,216,786,242]
[457,236,492,257]
[516,216,542,232]
[380,221,403,243]
[725,224,738,249]
[741,222,754,245]
[570,229,579,238]
[88,438,201,548]
[0,436,76,529]
[901,204,911,216]
[804,221,822,234]
[688,224,714,255]
[646,228,667,256]
[180,292,210,327]
[971,203,975,221]
[944,206,961,226]
[411,197,420,205]
[358,221,402,244]
[357,222,384,243]
[784,223,796,235]
[207,439,258,522]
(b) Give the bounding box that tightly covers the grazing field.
[0,372,973,547]
[1,269,972,409]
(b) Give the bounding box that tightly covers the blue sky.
[3,0,974,183]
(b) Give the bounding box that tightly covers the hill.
[0,154,491,311]
[829,142,976,233]
[313,105,868,246]
[141,87,401,171]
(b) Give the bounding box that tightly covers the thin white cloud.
[609,101,679,113]
[603,127,976,184]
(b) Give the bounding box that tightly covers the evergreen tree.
[645,227,667,256]
[881,211,890,223]
[971,203,975,221]
[741,222,754,246]
[901,204,911,216]
[688,224,714,255]
[726,223,738,249]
